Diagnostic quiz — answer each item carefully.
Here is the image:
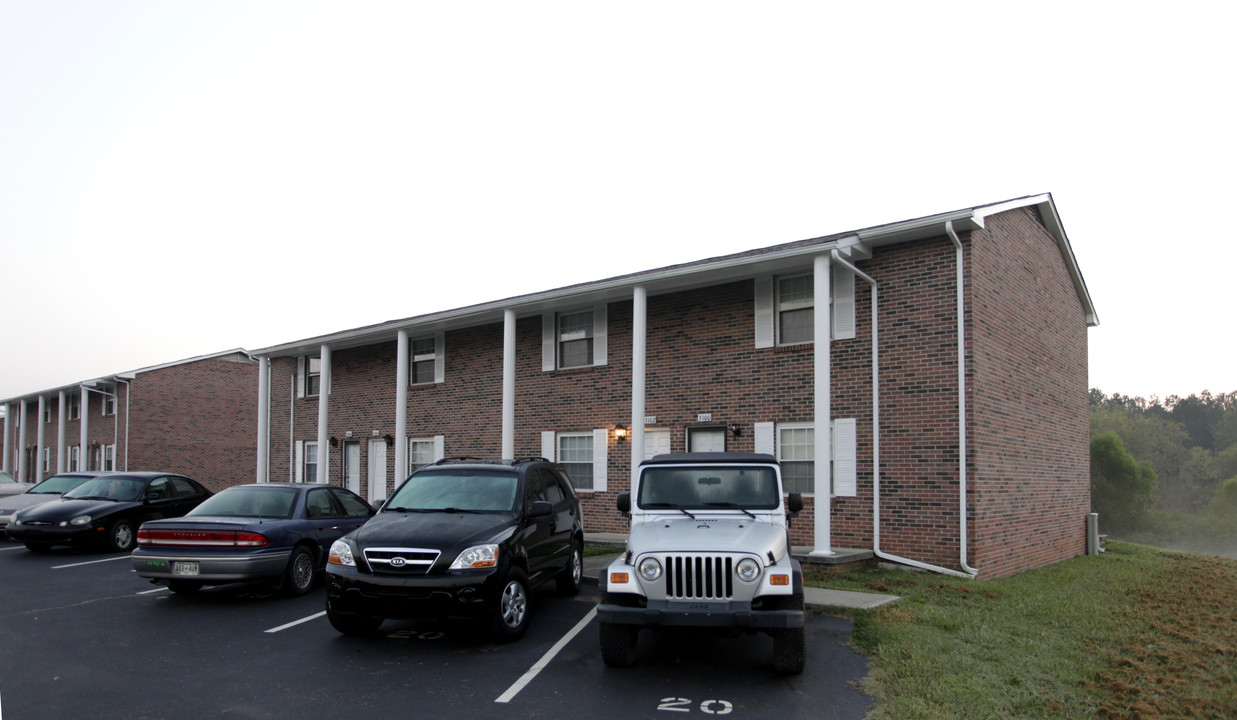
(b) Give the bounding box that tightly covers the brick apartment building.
[250,194,1096,579]
[1,350,259,493]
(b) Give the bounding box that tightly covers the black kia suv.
[325,457,584,641]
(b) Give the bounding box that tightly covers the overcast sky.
[1,1,1233,404]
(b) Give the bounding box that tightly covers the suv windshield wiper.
[641,502,696,519]
[386,506,485,514]
[704,502,757,519]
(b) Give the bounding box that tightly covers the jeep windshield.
[637,466,779,510]
[385,470,519,513]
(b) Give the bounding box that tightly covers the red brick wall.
[125,356,259,491]
[969,208,1091,578]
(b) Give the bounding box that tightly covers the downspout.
[831,248,976,579]
[945,221,979,577]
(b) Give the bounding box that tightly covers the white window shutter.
[434,332,445,384]
[754,276,774,348]
[593,303,608,366]
[541,314,556,372]
[296,357,306,398]
[433,435,445,462]
[832,267,856,340]
[541,430,556,461]
[754,422,775,455]
[294,441,304,483]
[833,418,857,497]
[593,428,608,492]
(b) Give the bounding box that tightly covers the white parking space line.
[1,544,26,551]
[52,555,131,569]
[495,605,597,704]
[137,587,169,595]
[265,611,326,634]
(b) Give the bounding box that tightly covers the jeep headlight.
[451,544,498,570]
[736,557,762,583]
[328,539,356,567]
[638,557,662,582]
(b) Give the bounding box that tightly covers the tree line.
[1090,389,1237,553]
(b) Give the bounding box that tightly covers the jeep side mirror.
[787,492,803,514]
[616,492,630,515]
[529,500,553,518]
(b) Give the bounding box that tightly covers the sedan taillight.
[137,528,270,548]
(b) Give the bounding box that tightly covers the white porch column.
[395,330,409,481]
[315,345,331,484]
[56,390,66,473]
[2,403,11,475]
[19,399,28,481]
[502,310,516,459]
[36,396,46,481]
[256,357,270,483]
[630,286,647,487]
[810,254,834,556]
[79,388,89,472]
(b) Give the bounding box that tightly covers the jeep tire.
[599,619,638,667]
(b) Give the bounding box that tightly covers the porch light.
[614,425,628,442]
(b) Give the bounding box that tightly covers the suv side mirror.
[787,492,803,514]
[528,500,552,518]
[616,493,630,515]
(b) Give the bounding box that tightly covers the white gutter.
[945,222,979,577]
[832,243,977,580]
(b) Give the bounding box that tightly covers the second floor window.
[777,274,814,345]
[101,386,116,416]
[68,394,81,421]
[411,337,436,385]
[558,310,594,369]
[306,357,322,396]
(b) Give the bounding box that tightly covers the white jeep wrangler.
[597,452,806,674]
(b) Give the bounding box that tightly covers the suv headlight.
[736,557,762,583]
[451,544,498,570]
[638,557,662,582]
[328,539,356,567]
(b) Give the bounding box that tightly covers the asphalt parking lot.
[0,541,873,720]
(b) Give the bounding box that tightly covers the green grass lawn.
[805,542,1237,719]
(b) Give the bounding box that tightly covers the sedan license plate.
[173,561,199,576]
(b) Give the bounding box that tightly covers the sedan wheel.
[108,519,136,552]
[491,569,530,642]
[283,546,316,596]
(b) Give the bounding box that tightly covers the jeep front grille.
[664,554,734,600]
[363,547,440,574]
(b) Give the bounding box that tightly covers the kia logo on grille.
[389,556,407,568]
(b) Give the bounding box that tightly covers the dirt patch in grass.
[1089,552,1237,720]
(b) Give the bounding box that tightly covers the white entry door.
[644,429,671,460]
[368,439,388,504]
[343,442,361,494]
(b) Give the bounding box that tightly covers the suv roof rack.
[428,457,552,468]
[641,452,778,466]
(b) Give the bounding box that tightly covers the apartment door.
[643,428,671,460]
[688,427,726,452]
[368,439,387,504]
[343,441,361,494]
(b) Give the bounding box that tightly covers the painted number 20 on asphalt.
[658,697,734,714]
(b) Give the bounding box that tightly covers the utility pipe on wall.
[945,221,979,577]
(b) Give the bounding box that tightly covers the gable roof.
[251,193,1095,358]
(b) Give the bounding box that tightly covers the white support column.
[79,387,89,471]
[1,403,10,475]
[395,330,409,481]
[36,396,46,482]
[630,286,647,487]
[56,390,66,473]
[502,310,516,460]
[811,254,834,557]
[315,345,331,484]
[256,357,270,483]
[19,399,28,481]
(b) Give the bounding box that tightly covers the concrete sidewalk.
[583,535,900,610]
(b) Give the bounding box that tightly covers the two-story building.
[1,350,259,492]
[250,194,1097,580]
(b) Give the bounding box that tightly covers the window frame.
[776,422,815,495]
[557,432,595,491]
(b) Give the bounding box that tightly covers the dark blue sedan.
[131,483,374,596]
